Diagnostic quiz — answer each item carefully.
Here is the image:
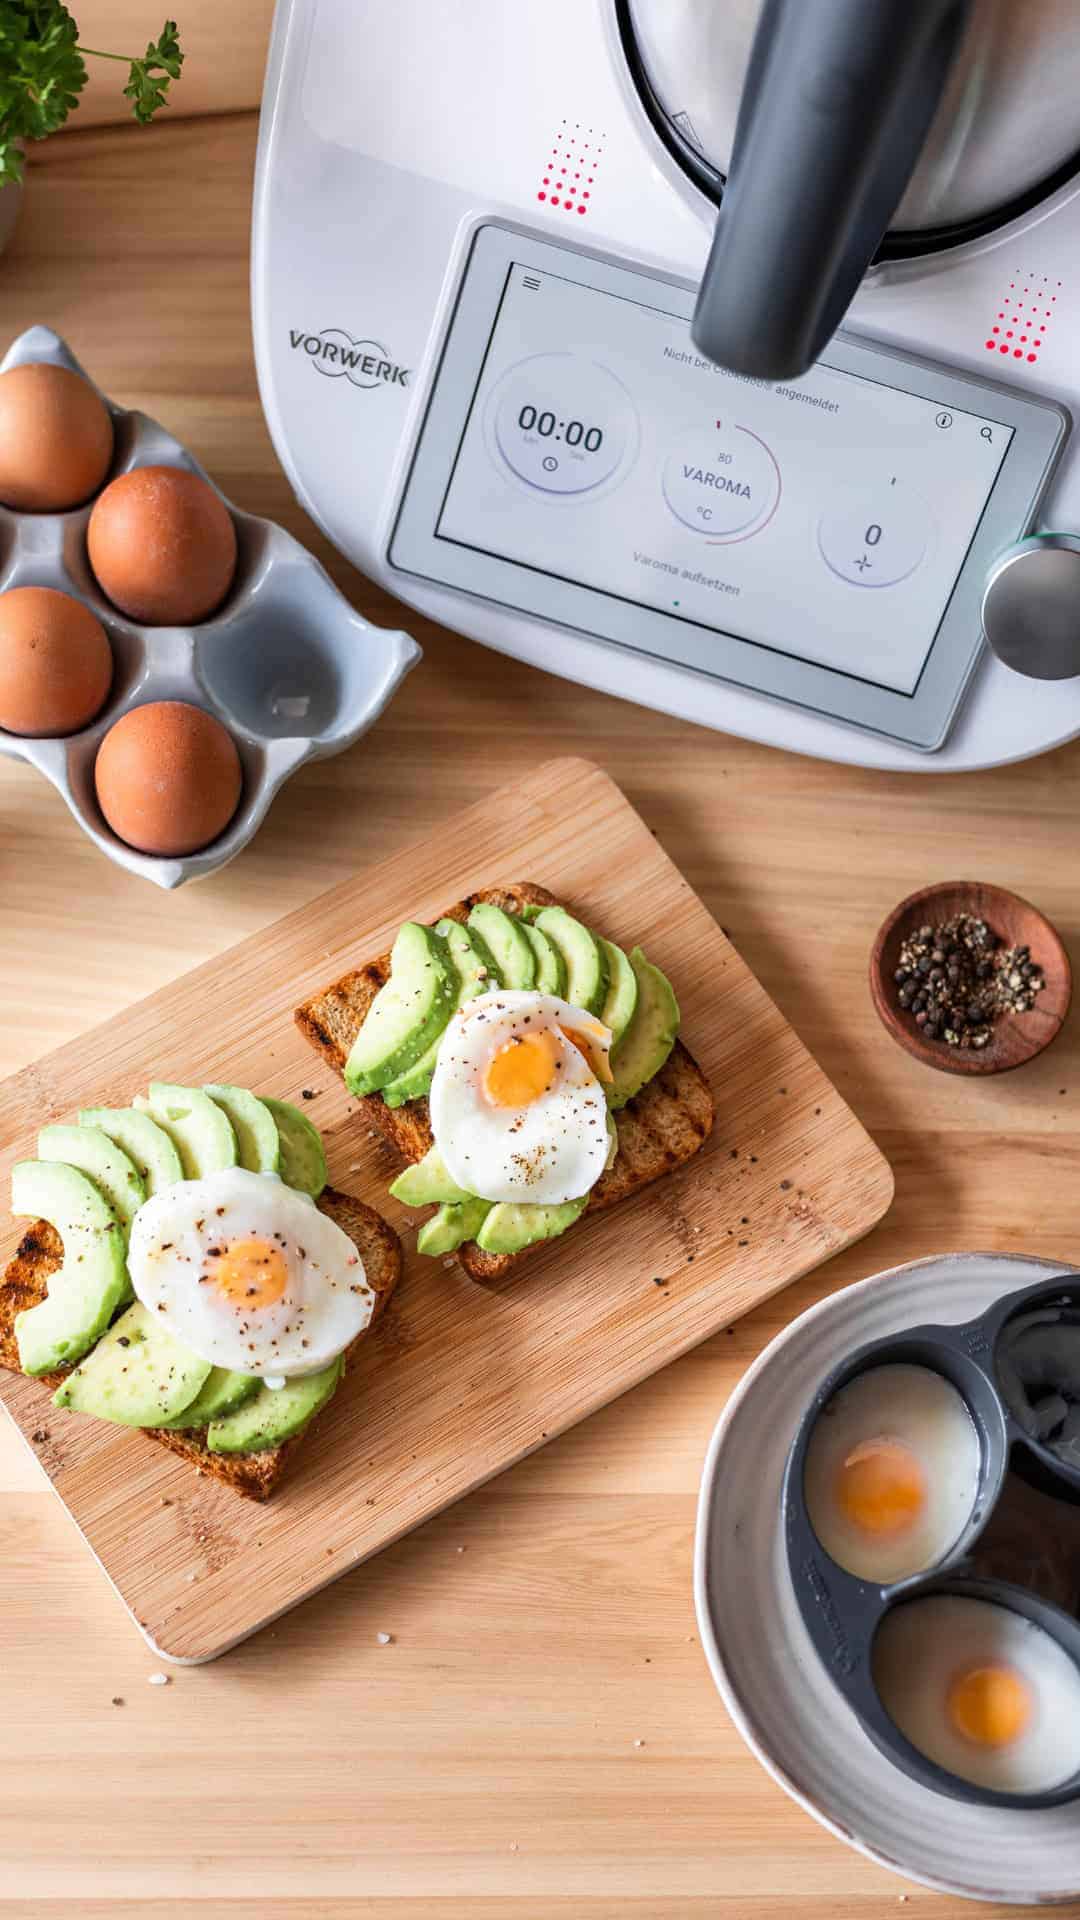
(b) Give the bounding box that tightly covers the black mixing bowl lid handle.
[691,0,971,380]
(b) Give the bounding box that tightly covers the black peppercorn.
[894,910,1046,1051]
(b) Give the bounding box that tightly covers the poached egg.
[127,1167,374,1379]
[429,990,613,1206]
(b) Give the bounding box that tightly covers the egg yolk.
[946,1663,1032,1749]
[208,1236,289,1310]
[836,1437,926,1537]
[559,1024,613,1084]
[484,1030,561,1107]
[482,1018,612,1107]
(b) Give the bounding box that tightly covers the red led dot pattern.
[535,119,605,217]
[981,270,1061,366]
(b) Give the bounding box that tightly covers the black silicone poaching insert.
[782,1277,1080,1809]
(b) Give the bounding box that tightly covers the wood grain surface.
[2,104,1080,1919]
[0,758,891,1661]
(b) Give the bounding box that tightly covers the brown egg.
[0,363,114,511]
[94,701,242,856]
[0,585,113,736]
[87,466,238,625]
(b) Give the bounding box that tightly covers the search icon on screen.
[980,426,994,442]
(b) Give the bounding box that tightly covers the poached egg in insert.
[873,1593,1080,1794]
[429,990,613,1206]
[803,1363,980,1583]
[127,1167,375,1378]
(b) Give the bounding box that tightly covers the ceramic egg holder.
[0,327,421,888]
[784,1276,1080,1809]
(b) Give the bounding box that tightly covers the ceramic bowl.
[0,326,421,888]
[695,1252,1080,1904]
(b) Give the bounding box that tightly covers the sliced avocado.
[38,1124,145,1239]
[53,1300,212,1427]
[474,1194,588,1256]
[534,906,609,1015]
[608,947,680,1110]
[344,922,458,1096]
[12,1160,128,1376]
[416,1198,491,1256]
[436,915,504,990]
[78,1106,184,1196]
[261,1097,327,1198]
[382,920,499,1108]
[207,1356,343,1453]
[203,1084,280,1174]
[381,1054,436,1110]
[598,937,639,1049]
[518,919,568,997]
[467,903,535,989]
[459,921,502,988]
[518,904,543,924]
[390,1146,476,1208]
[605,1112,619,1169]
[159,1365,261,1428]
[134,1083,238,1179]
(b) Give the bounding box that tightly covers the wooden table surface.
[3,106,1080,1920]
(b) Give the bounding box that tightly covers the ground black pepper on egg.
[893,913,1045,1049]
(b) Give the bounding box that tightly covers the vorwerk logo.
[288,327,409,390]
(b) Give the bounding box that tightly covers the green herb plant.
[0,4,183,187]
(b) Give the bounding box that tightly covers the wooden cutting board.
[0,757,892,1661]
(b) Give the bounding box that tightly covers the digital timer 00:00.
[517,404,604,451]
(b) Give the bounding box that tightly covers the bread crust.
[295,883,715,1280]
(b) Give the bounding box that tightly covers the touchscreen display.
[435,262,1013,696]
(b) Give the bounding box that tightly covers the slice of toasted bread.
[0,1188,401,1501]
[295,883,715,1281]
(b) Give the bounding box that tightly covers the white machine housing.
[252,0,1080,771]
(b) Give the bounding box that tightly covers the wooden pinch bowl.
[870,880,1071,1076]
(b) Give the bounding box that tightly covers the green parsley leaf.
[0,6,183,186]
[0,2,86,179]
[122,19,183,126]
